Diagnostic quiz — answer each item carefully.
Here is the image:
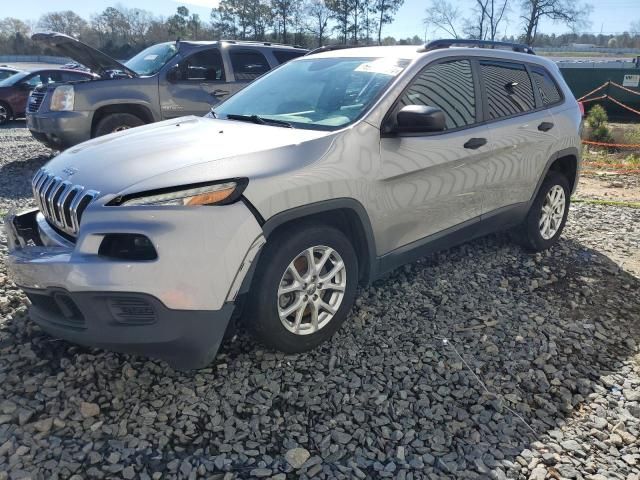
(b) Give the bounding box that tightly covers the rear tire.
[246,223,358,353]
[513,171,570,251]
[94,113,144,137]
[0,102,12,126]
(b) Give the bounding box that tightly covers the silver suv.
[5,40,581,369]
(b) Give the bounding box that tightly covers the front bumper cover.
[4,205,264,369]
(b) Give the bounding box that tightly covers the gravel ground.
[1,123,639,480]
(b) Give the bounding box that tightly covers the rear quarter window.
[530,66,563,106]
[480,61,536,119]
[229,49,271,80]
[273,50,306,64]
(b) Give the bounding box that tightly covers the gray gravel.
[1,124,639,479]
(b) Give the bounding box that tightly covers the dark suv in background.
[26,32,307,149]
[0,67,96,125]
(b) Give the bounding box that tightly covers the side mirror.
[395,105,446,133]
[166,65,181,83]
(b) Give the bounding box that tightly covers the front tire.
[247,223,358,353]
[94,113,144,137]
[0,102,12,126]
[514,171,570,251]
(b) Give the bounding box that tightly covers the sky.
[3,0,640,41]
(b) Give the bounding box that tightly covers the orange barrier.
[583,139,640,149]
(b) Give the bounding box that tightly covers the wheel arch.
[260,199,378,285]
[91,103,154,136]
[531,147,580,204]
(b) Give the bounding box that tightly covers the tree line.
[425,0,640,47]
[0,0,408,59]
[0,1,639,60]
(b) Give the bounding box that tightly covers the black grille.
[26,291,85,328]
[107,298,157,325]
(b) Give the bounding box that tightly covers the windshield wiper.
[225,114,293,128]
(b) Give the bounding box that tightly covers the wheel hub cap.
[277,245,347,335]
[539,185,566,240]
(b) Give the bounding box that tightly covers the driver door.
[376,58,490,254]
[160,48,228,119]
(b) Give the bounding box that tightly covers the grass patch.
[572,198,640,208]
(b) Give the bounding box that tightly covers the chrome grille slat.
[31,168,99,237]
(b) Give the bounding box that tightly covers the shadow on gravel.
[1,235,639,479]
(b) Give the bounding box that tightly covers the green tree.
[586,105,612,143]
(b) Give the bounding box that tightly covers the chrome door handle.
[210,89,229,97]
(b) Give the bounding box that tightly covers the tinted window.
[273,50,305,64]
[229,50,270,80]
[399,59,476,130]
[24,72,58,86]
[480,61,535,119]
[61,71,92,82]
[531,66,562,106]
[0,70,17,81]
[179,49,225,81]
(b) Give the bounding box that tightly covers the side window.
[61,71,91,82]
[24,74,45,86]
[273,50,305,64]
[480,61,536,119]
[178,49,225,82]
[398,59,476,130]
[530,66,562,107]
[229,49,270,81]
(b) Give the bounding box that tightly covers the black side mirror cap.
[395,105,446,133]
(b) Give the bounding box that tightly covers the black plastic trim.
[22,287,234,370]
[261,198,378,282]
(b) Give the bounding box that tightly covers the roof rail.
[419,39,535,55]
[305,45,360,56]
[219,39,305,49]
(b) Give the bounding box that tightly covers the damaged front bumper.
[4,205,264,369]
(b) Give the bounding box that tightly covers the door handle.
[210,89,229,97]
[463,138,487,150]
[538,121,554,132]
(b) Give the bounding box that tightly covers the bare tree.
[630,20,640,35]
[306,0,331,46]
[465,0,509,40]
[520,0,592,45]
[424,0,461,38]
[38,11,88,37]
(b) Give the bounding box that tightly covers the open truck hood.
[32,32,138,79]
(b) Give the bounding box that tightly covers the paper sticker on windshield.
[355,59,403,76]
[144,54,159,61]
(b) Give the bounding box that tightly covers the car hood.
[41,116,334,199]
[32,32,137,79]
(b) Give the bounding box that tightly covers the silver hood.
[40,116,333,201]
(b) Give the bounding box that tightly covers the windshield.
[0,70,18,81]
[215,57,409,130]
[125,43,178,76]
[0,71,28,87]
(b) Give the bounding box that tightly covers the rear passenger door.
[160,48,228,118]
[479,60,558,214]
[225,48,272,93]
[377,58,491,254]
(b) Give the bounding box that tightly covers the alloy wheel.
[539,185,566,240]
[277,245,346,335]
[0,105,8,124]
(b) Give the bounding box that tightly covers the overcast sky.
[5,0,640,41]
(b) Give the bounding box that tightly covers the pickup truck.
[26,32,306,149]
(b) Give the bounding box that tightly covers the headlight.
[50,85,75,111]
[116,180,247,207]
